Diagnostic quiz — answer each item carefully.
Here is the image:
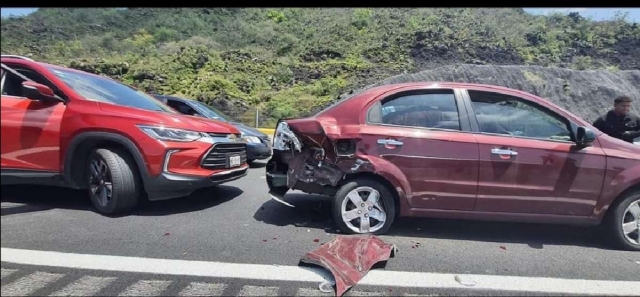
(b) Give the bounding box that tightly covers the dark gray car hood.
[231,122,269,138]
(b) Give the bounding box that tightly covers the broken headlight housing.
[273,121,302,152]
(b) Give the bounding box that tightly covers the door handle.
[491,148,518,156]
[377,139,403,146]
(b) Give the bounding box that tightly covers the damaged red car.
[266,82,640,251]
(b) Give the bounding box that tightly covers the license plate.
[229,155,241,167]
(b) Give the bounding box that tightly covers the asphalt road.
[1,160,639,295]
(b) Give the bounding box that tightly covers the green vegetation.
[2,8,638,126]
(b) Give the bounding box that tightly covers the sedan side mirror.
[22,81,63,103]
[576,126,596,147]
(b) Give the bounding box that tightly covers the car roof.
[1,57,124,83]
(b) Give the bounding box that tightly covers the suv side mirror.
[22,81,62,103]
[576,126,596,147]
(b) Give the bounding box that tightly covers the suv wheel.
[604,190,640,251]
[87,148,141,215]
[332,178,396,235]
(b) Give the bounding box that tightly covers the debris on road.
[499,245,507,250]
[299,235,397,297]
[319,280,335,293]
[163,232,170,237]
[269,192,295,208]
[411,241,421,249]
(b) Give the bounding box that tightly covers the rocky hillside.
[342,64,640,123]
[1,8,639,126]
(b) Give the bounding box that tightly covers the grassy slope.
[1,8,639,126]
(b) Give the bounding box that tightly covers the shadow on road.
[135,186,243,216]
[1,184,242,217]
[253,193,335,232]
[253,193,612,250]
[248,160,267,169]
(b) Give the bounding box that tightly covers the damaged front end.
[266,119,371,202]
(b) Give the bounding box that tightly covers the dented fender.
[268,119,411,215]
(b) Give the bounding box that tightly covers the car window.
[1,65,64,99]
[377,90,461,131]
[0,68,5,94]
[46,66,176,113]
[190,100,234,122]
[468,90,572,142]
[166,99,198,116]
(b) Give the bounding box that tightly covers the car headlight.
[243,135,262,143]
[137,125,203,142]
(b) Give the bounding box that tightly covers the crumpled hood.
[98,102,240,134]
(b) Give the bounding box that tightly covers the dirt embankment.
[341,64,640,123]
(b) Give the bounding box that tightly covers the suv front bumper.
[146,165,248,201]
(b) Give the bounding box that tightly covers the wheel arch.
[600,182,640,223]
[63,131,150,190]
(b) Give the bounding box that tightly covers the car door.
[463,88,607,216]
[0,64,66,173]
[361,87,480,211]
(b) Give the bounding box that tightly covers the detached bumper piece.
[299,235,397,297]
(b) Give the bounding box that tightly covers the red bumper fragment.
[299,235,397,296]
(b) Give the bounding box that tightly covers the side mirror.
[22,81,62,103]
[576,126,596,147]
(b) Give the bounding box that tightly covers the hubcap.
[341,186,387,233]
[622,199,640,246]
[89,158,112,207]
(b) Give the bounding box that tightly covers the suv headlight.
[138,125,203,142]
[243,135,262,143]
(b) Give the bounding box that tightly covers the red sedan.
[266,82,640,251]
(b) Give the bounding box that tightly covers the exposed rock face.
[341,64,640,123]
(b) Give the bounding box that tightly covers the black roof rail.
[0,55,35,62]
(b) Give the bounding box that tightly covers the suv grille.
[208,133,241,138]
[201,143,247,169]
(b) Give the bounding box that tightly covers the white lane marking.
[238,285,279,296]
[178,282,226,296]
[346,290,385,296]
[1,268,18,279]
[296,287,333,296]
[118,280,171,296]
[1,271,64,296]
[1,247,638,296]
[50,275,117,296]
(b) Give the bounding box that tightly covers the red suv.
[267,82,640,250]
[1,55,249,215]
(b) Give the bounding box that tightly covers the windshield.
[190,100,234,122]
[47,67,176,113]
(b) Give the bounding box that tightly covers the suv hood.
[98,102,240,134]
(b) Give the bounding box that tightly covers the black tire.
[86,147,141,215]
[603,189,640,251]
[332,178,396,235]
